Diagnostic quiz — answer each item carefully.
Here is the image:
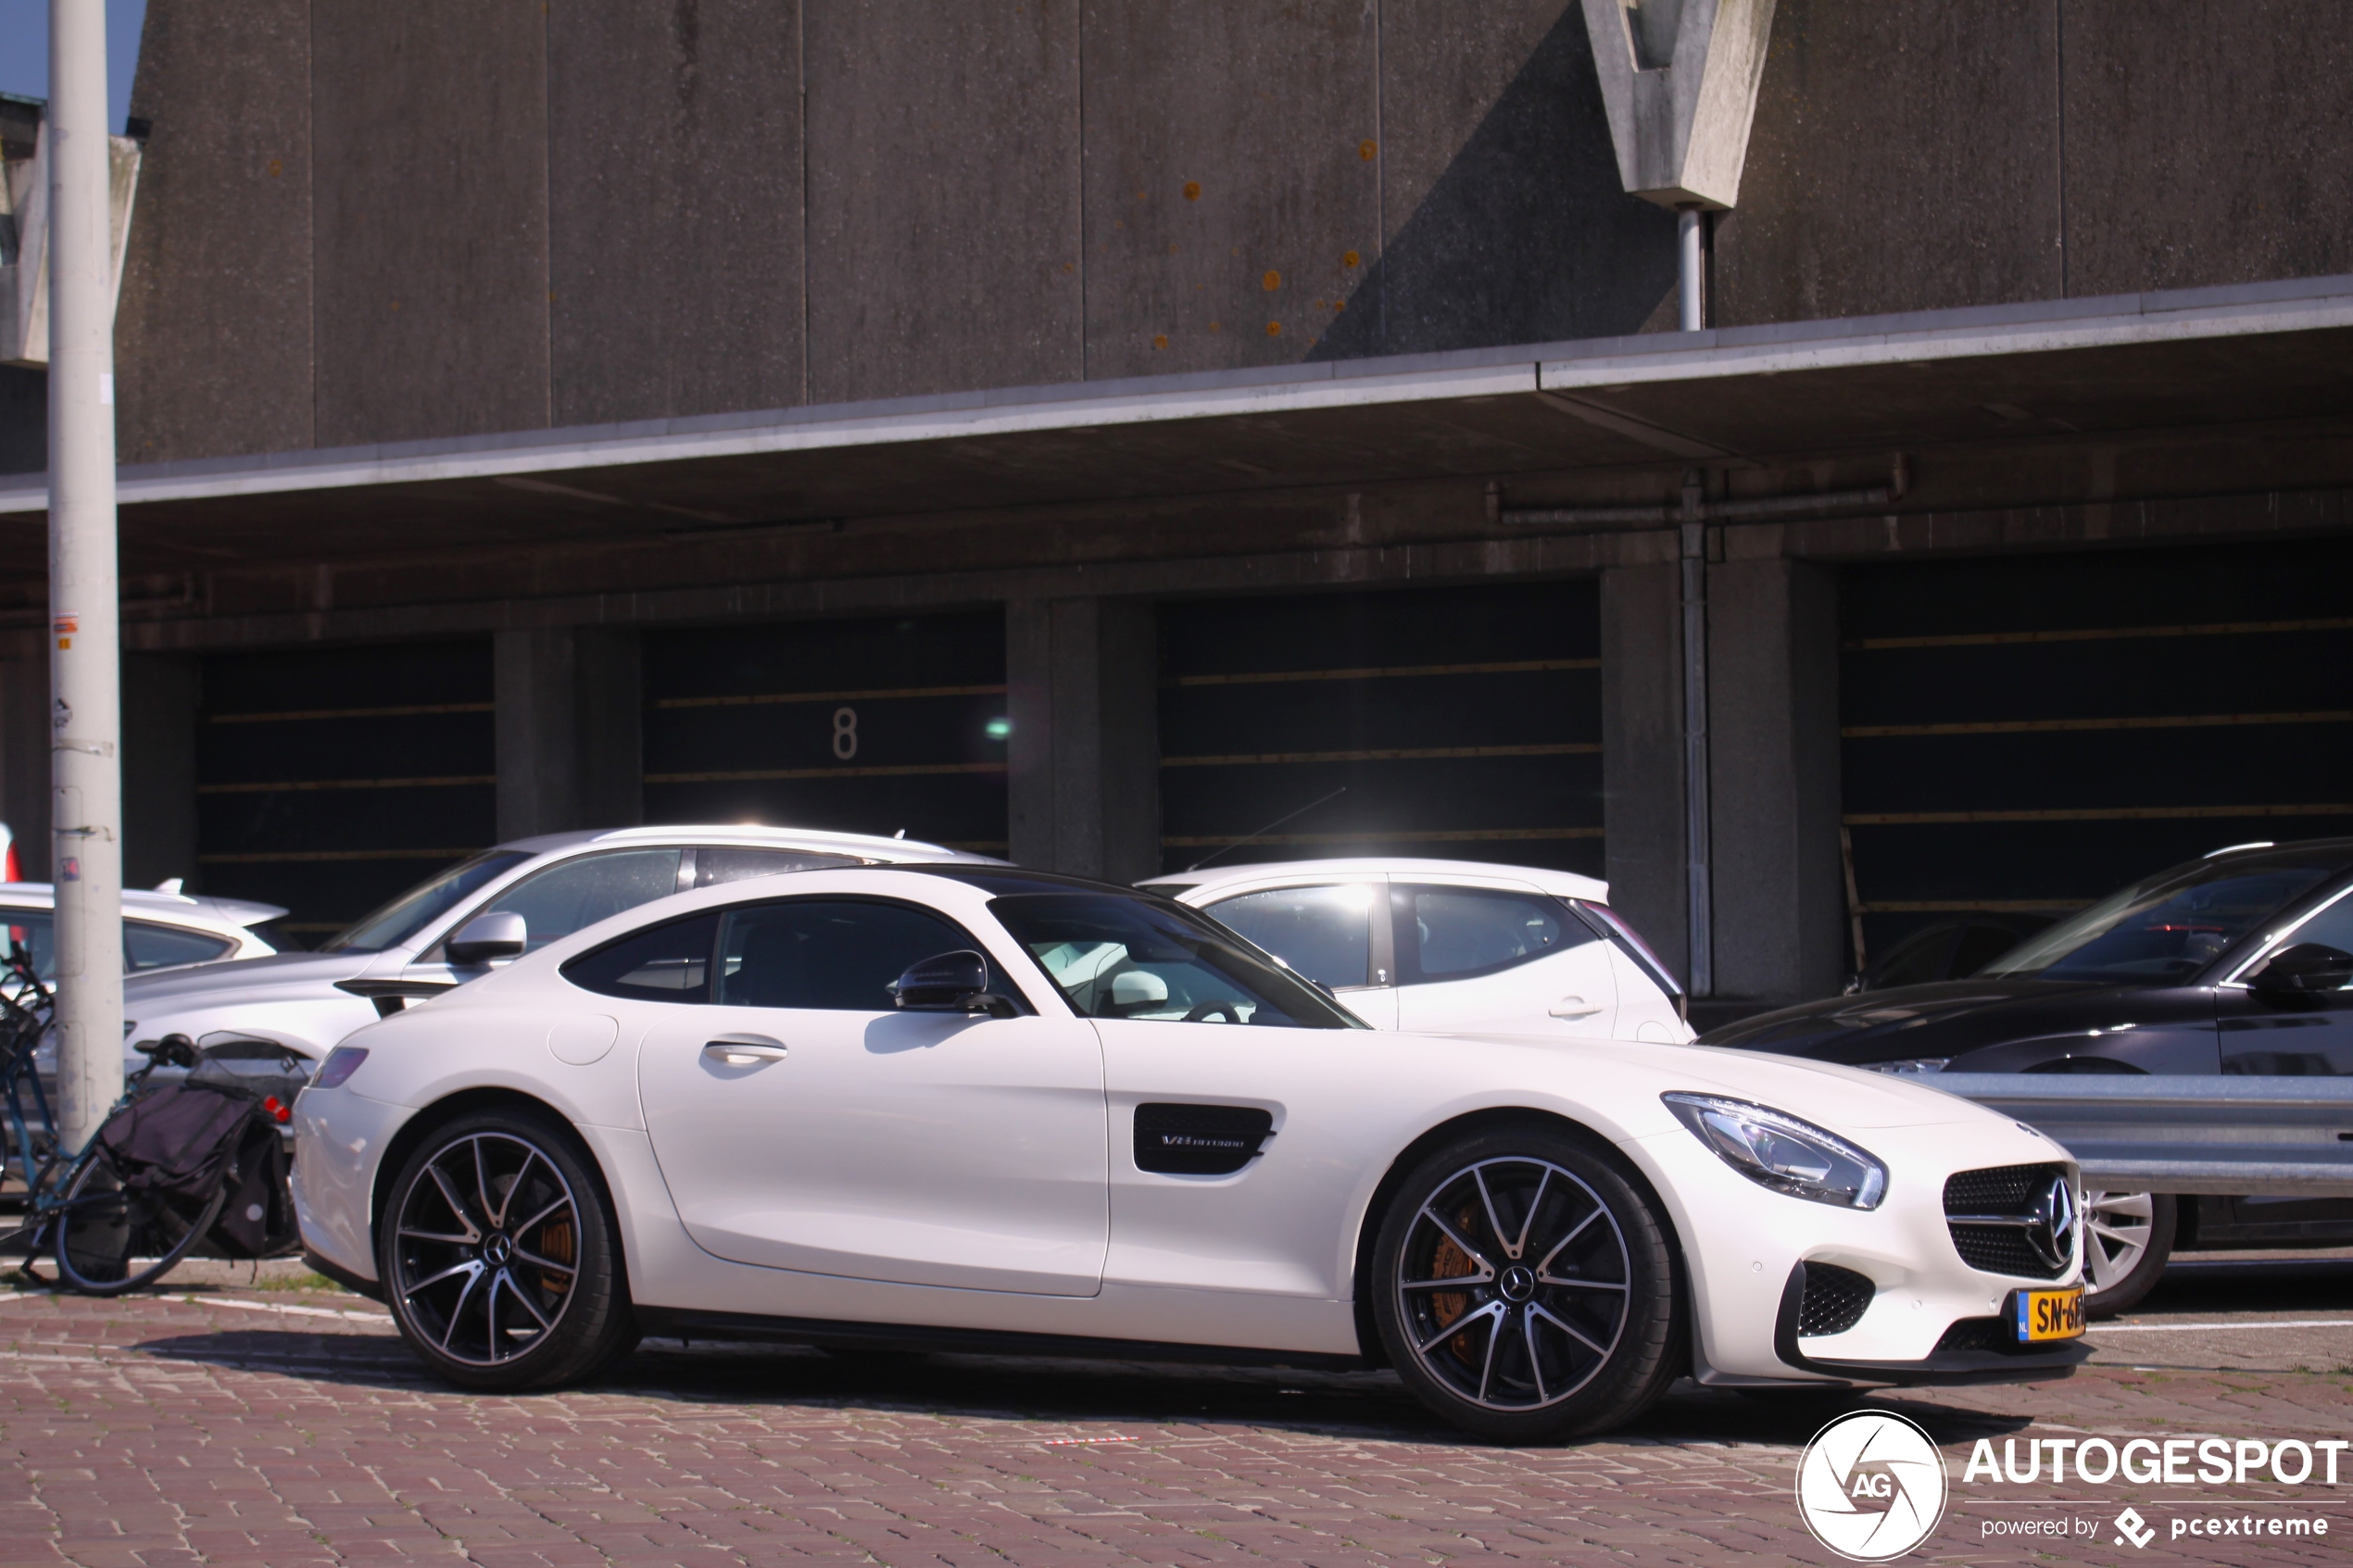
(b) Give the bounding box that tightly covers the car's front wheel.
[380,1109,635,1390]
[2082,1190,2176,1319]
[1371,1124,1681,1442]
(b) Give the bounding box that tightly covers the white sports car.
[293,866,2089,1440]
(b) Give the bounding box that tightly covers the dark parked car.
[1704,838,2353,1315]
[1847,913,2053,994]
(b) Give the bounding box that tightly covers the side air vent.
[1933,1316,2008,1353]
[1944,1162,2074,1281]
[1795,1262,1875,1337]
[1133,1103,1274,1175]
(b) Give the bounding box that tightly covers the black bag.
[95,1079,258,1200]
[213,1116,297,1257]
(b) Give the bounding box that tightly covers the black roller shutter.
[1840,537,2353,969]
[642,611,1009,853]
[196,639,496,944]
[1157,582,1603,876]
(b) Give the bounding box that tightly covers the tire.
[53,1150,227,1296]
[1371,1123,1682,1443]
[379,1109,635,1391]
[2082,1190,2176,1319]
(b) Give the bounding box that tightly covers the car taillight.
[262,1094,293,1123]
[311,1047,369,1089]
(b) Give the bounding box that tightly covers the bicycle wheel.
[52,1151,225,1296]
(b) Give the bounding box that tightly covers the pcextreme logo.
[1796,1411,1950,1562]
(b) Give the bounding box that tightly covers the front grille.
[1944,1162,2072,1280]
[1795,1263,1875,1337]
[1934,1316,2007,1353]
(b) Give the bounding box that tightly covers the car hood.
[1697,977,2123,1061]
[122,947,377,1010]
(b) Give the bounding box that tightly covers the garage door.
[196,639,497,944]
[642,611,1009,853]
[1840,537,2353,972]
[1157,582,1603,877]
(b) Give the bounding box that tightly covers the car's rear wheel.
[1372,1124,1680,1443]
[2082,1190,2175,1319]
[381,1110,634,1390]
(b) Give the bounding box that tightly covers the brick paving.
[0,1270,2347,1568]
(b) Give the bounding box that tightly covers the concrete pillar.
[0,659,50,880]
[1705,558,1844,1007]
[1600,563,1689,983]
[496,627,642,841]
[121,653,198,891]
[1006,597,1159,883]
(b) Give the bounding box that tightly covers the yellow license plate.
[2015,1286,2085,1342]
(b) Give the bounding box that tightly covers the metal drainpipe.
[1680,470,1712,999]
[1677,207,1705,332]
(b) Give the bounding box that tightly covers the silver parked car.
[0,879,283,978]
[116,825,1003,1068]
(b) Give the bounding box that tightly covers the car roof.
[0,883,286,928]
[1139,857,1609,901]
[491,823,1005,863]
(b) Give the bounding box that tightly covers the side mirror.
[446,910,527,966]
[890,950,1016,1017]
[2247,942,2353,996]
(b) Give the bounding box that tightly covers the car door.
[633,895,1108,1296]
[984,885,1386,1301]
[1195,879,1397,1028]
[1391,882,1618,1037]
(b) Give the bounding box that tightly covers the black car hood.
[1701,977,2124,1063]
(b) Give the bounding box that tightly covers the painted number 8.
[831,706,858,760]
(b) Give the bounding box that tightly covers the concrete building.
[1,1,2348,1016]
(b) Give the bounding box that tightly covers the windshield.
[1976,848,2349,985]
[989,892,1363,1028]
[319,851,533,953]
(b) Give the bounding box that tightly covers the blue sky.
[0,1,149,134]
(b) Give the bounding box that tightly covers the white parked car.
[1139,859,1691,1043]
[294,865,2088,1439]
[118,825,1000,1070]
[0,879,283,979]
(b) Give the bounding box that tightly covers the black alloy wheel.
[381,1110,635,1390]
[1372,1124,1681,1442]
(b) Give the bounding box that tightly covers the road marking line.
[165,1294,391,1322]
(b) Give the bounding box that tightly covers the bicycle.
[0,951,248,1296]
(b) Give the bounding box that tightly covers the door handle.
[703,1038,788,1064]
[1548,997,1604,1020]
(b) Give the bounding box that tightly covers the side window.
[717,899,1001,1011]
[561,912,718,1004]
[694,847,862,887]
[125,922,235,972]
[1395,884,1592,985]
[462,848,685,954]
[2277,894,2353,988]
[1,909,54,981]
[1204,884,1373,990]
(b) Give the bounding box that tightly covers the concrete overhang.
[4,273,2351,565]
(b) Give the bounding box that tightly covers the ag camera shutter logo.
[1796,1411,1950,1562]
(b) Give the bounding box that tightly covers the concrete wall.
[1006,597,1159,884]
[494,626,642,843]
[121,652,197,890]
[1599,562,1687,982]
[102,0,2353,465]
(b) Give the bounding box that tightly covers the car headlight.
[1662,1093,1888,1210]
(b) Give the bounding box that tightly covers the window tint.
[1397,885,1591,984]
[717,899,998,1010]
[125,921,234,972]
[561,912,717,1003]
[1204,884,1374,989]
[466,848,685,954]
[1982,850,2344,984]
[321,849,533,953]
[991,891,1360,1029]
[694,847,862,886]
[1,909,52,980]
[2277,892,2353,988]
